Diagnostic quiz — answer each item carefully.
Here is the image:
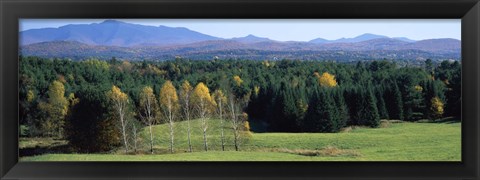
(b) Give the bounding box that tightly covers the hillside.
[20,39,460,61]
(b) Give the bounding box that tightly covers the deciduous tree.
[107,85,130,153]
[139,86,159,154]
[191,82,216,151]
[430,96,444,119]
[213,89,227,151]
[227,93,244,151]
[38,80,69,137]
[179,80,194,152]
[159,80,179,153]
[316,72,338,88]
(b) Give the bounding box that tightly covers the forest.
[19,56,461,154]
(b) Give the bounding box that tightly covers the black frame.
[1,0,479,179]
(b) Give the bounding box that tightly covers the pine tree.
[332,88,349,129]
[304,89,338,132]
[375,87,389,119]
[357,86,380,127]
[344,86,360,125]
[384,80,404,120]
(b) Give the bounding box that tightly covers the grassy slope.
[21,119,461,161]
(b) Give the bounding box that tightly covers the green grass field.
[20,119,461,161]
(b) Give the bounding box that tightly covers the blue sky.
[19,19,461,41]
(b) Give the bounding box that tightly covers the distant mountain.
[19,20,460,61]
[308,38,330,44]
[401,38,461,53]
[20,20,221,47]
[393,37,416,42]
[231,35,273,44]
[309,33,415,44]
[332,33,389,43]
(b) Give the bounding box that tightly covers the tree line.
[19,56,461,152]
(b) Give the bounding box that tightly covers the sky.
[19,19,461,41]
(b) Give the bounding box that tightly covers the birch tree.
[139,86,158,154]
[131,121,139,153]
[191,82,216,151]
[159,80,179,153]
[212,89,227,151]
[227,93,243,151]
[107,85,130,153]
[179,80,193,152]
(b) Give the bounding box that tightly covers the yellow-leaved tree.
[26,90,35,103]
[212,89,227,151]
[159,80,179,153]
[430,96,444,119]
[179,80,194,152]
[317,72,338,87]
[38,80,69,137]
[106,85,130,153]
[233,75,243,86]
[191,82,216,151]
[139,86,159,154]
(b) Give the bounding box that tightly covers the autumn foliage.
[19,57,461,153]
[315,72,338,87]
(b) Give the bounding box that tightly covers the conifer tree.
[375,87,389,119]
[356,86,380,127]
[304,89,338,132]
[333,88,349,129]
[384,81,404,120]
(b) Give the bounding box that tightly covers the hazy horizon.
[19,19,461,41]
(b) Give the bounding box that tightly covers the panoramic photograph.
[18,19,461,161]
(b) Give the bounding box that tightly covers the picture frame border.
[1,0,479,179]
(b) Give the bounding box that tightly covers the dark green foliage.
[65,86,120,152]
[332,88,349,129]
[304,89,339,132]
[357,87,381,127]
[435,61,461,118]
[19,56,461,141]
[395,68,429,121]
[344,87,360,125]
[423,79,446,119]
[375,87,389,119]
[384,80,404,120]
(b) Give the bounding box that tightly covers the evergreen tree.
[375,87,389,119]
[332,88,349,129]
[304,89,339,132]
[357,86,380,127]
[384,80,404,120]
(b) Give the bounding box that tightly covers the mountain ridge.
[21,20,440,47]
[19,20,461,61]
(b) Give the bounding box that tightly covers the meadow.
[20,119,461,161]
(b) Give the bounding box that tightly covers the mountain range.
[20,20,461,61]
